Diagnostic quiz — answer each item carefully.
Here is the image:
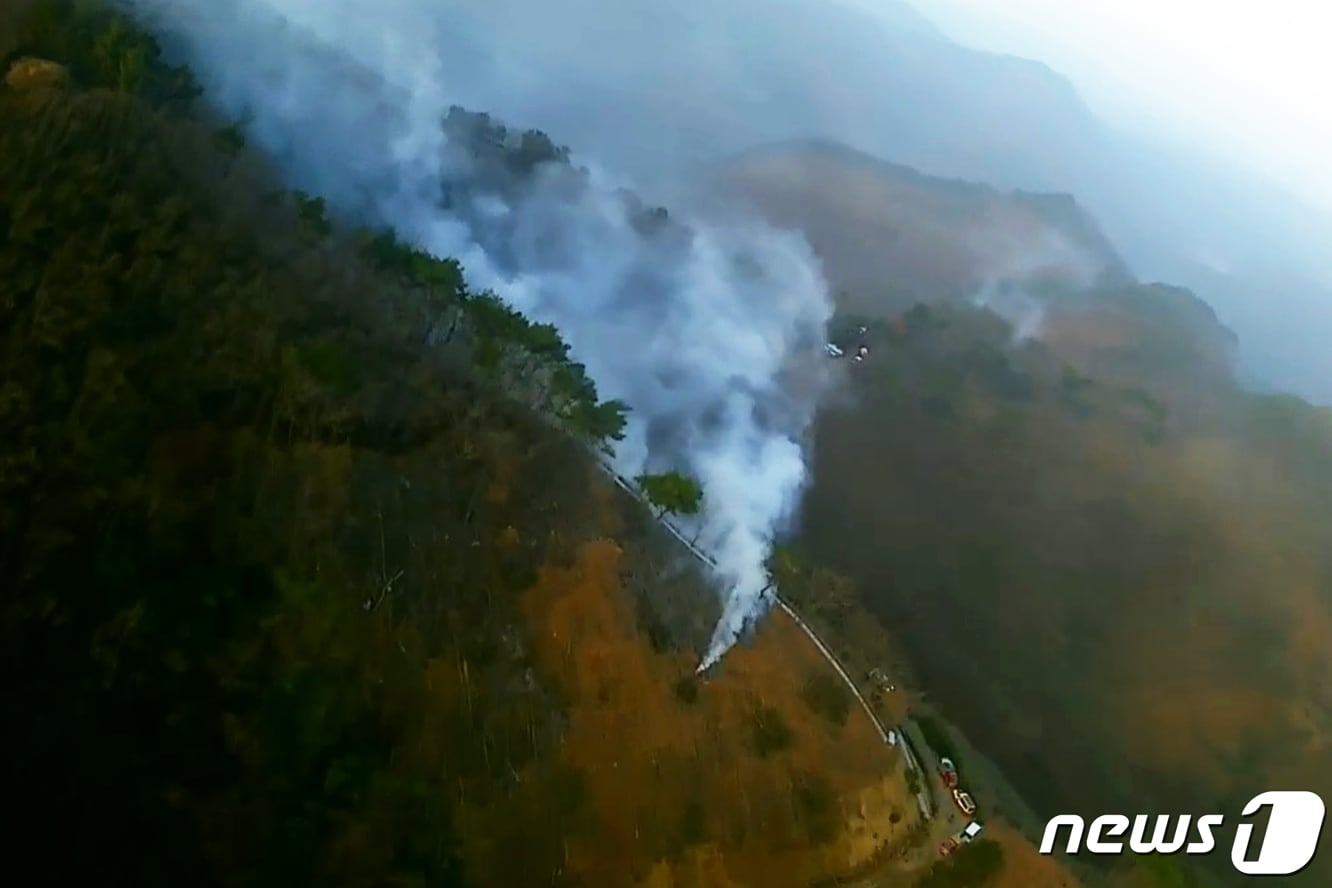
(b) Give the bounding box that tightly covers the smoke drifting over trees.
[128,0,835,664]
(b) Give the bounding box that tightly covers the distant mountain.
[429,0,1110,189]
[422,0,1332,402]
[705,137,1243,418]
[705,139,1128,315]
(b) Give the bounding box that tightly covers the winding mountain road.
[602,463,932,819]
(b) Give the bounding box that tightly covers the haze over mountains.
[416,0,1332,402]
[6,0,1331,886]
[706,138,1130,316]
[909,0,1332,216]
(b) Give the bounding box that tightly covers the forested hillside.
[0,4,946,886]
[800,290,1332,886]
[0,1,627,880]
[15,4,1327,888]
[700,126,1332,887]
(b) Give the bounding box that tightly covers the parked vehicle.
[952,788,976,816]
[938,757,958,788]
[867,667,895,691]
[961,821,983,842]
[939,838,959,856]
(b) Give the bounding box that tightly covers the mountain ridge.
[704,137,1130,318]
[420,0,1332,401]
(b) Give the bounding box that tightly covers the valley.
[724,147,1332,886]
[0,7,1062,885]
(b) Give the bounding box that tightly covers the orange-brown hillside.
[495,539,921,887]
[706,140,1126,316]
[984,823,1083,888]
[799,299,1332,887]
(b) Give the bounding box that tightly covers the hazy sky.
[908,0,1332,215]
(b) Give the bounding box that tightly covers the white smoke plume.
[970,281,1046,343]
[965,224,1103,342]
[127,0,834,668]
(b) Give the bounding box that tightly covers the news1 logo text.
[1039,790,1325,876]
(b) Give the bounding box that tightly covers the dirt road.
[903,719,968,832]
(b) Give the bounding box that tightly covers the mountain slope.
[0,6,947,886]
[697,118,1330,888]
[706,139,1128,314]
[418,0,1110,192]
[797,301,1332,887]
[412,0,1332,402]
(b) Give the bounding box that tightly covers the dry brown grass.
[506,538,1090,888]
[985,823,1084,888]
[710,145,1109,314]
[511,539,920,887]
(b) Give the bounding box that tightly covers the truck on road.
[939,821,984,856]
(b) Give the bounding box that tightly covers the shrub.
[748,704,793,758]
[916,838,1003,888]
[792,771,841,844]
[800,671,852,727]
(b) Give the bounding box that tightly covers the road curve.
[600,465,923,762]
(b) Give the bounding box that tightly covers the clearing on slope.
[514,539,923,886]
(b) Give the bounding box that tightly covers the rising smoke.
[128,0,834,669]
[970,280,1046,342]
[966,224,1104,342]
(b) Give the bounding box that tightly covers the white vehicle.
[825,342,845,357]
[961,821,984,842]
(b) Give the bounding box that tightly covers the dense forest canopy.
[801,286,1332,885]
[722,130,1331,886]
[7,3,1332,888]
[0,3,652,884]
[0,5,931,888]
